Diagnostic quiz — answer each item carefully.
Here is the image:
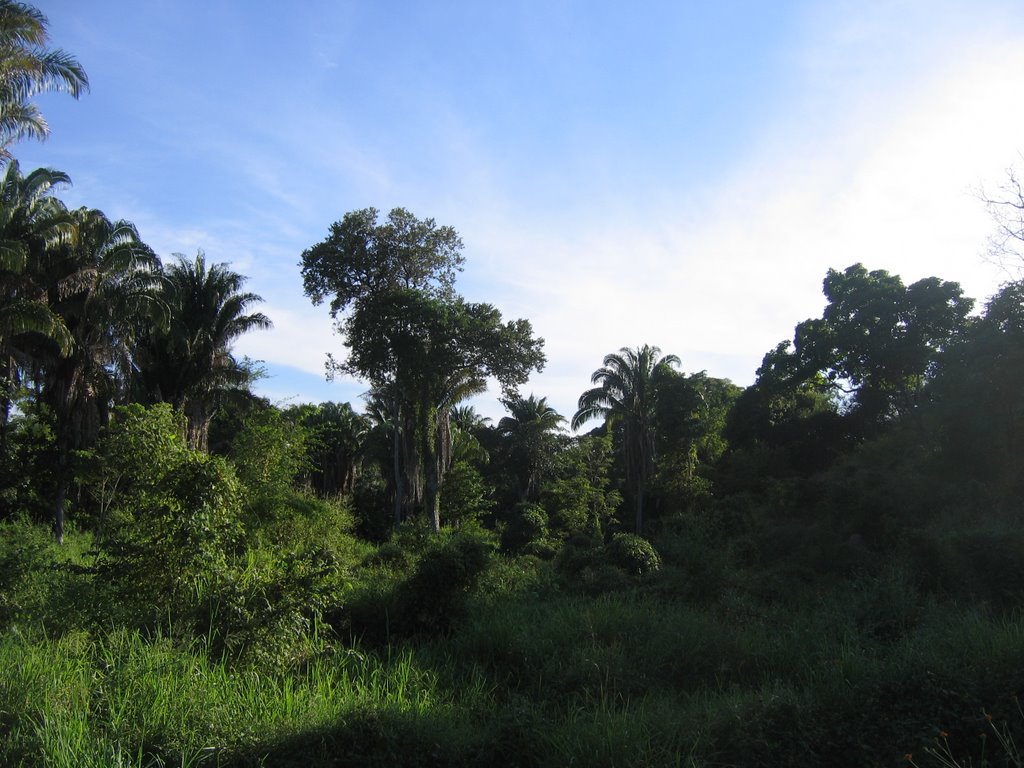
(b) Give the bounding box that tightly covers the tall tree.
[793,263,972,429]
[362,383,422,525]
[723,341,844,480]
[344,289,544,530]
[302,208,466,527]
[428,368,487,524]
[978,165,1024,273]
[301,209,544,531]
[928,280,1024,497]
[651,370,740,514]
[572,345,679,534]
[133,252,271,451]
[294,401,368,496]
[449,404,490,466]
[0,1,88,159]
[542,432,621,538]
[301,207,463,315]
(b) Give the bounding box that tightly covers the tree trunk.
[425,472,440,533]
[53,480,66,544]
[50,372,77,544]
[426,405,453,533]
[0,353,13,453]
[184,397,210,452]
[635,475,645,535]
[53,432,69,544]
[392,399,403,530]
[418,399,441,533]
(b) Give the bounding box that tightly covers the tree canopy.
[301,208,544,531]
[300,207,464,318]
[791,263,972,426]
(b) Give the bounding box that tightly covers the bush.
[339,532,495,643]
[442,460,495,527]
[0,403,55,523]
[93,446,243,629]
[501,502,548,554]
[0,518,58,630]
[352,469,392,542]
[362,541,414,572]
[75,403,189,529]
[197,544,342,665]
[553,534,603,578]
[395,532,493,635]
[607,533,661,575]
[229,407,309,522]
[553,534,634,594]
[576,562,633,595]
[907,526,1024,608]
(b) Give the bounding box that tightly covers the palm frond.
[0,296,71,354]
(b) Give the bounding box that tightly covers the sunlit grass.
[0,625,494,766]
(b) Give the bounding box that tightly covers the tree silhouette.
[573,345,679,534]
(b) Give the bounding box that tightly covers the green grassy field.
[3,511,1022,768]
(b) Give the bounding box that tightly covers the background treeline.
[3,3,1024,766]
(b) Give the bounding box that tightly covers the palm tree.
[299,401,368,495]
[450,404,490,466]
[572,345,679,534]
[133,252,271,451]
[0,160,73,440]
[422,368,486,531]
[34,207,159,542]
[363,383,421,528]
[497,394,564,502]
[0,1,88,159]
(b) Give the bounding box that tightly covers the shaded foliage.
[573,345,680,534]
[132,252,271,452]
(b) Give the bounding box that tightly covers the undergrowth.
[3,510,1023,767]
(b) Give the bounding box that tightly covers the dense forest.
[2,3,1024,766]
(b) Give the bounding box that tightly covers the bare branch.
[977,159,1024,278]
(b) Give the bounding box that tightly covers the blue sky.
[17,0,1024,423]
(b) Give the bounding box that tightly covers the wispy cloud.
[18,1,1024,427]
[440,4,1024,423]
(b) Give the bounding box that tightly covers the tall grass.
[0,626,496,767]
[4,513,1024,767]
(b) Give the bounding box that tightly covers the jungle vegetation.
[2,3,1023,766]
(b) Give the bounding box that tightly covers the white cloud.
[233,302,343,379]
[34,1,1022,429]
[450,6,1024,425]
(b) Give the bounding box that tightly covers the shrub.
[576,562,633,595]
[362,541,414,572]
[553,534,633,594]
[607,533,661,575]
[553,534,603,578]
[197,544,342,665]
[0,517,57,630]
[395,532,493,635]
[442,460,495,527]
[352,469,391,542]
[92,441,243,629]
[75,403,188,531]
[907,526,1024,608]
[501,502,548,554]
[229,407,309,522]
[0,402,55,523]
